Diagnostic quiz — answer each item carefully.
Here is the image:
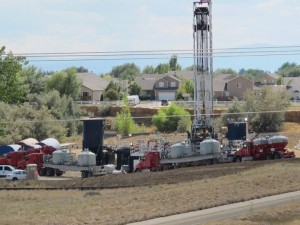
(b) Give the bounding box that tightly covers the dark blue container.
[81,118,105,164]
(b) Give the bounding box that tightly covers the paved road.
[128,191,300,225]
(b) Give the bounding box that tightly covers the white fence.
[75,100,300,107]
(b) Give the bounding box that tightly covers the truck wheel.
[135,169,142,172]
[234,156,242,163]
[274,153,281,160]
[12,177,18,181]
[81,171,88,178]
[55,170,63,176]
[46,168,55,176]
[39,168,46,176]
[267,154,273,160]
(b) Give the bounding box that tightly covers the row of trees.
[0,46,85,144]
[0,45,294,141]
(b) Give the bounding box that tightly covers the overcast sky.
[1,0,300,73]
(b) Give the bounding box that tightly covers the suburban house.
[77,71,258,102]
[77,73,110,102]
[284,77,300,100]
[213,74,254,100]
[134,73,182,100]
[134,74,159,100]
[135,71,254,101]
[154,75,182,100]
[254,73,279,86]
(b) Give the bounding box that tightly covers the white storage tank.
[170,143,185,158]
[200,139,221,155]
[78,150,96,166]
[52,149,73,165]
[253,137,268,146]
[267,135,288,144]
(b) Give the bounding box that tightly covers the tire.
[135,169,142,172]
[12,177,18,181]
[267,154,273,160]
[274,153,282,160]
[46,168,55,177]
[81,171,89,178]
[234,156,242,163]
[55,170,63,176]
[39,168,46,176]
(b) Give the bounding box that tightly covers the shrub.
[152,104,191,132]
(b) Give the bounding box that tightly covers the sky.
[1,0,300,74]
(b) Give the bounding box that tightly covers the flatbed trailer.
[134,151,228,172]
[42,163,108,178]
[160,153,226,164]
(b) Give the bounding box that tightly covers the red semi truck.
[0,146,64,176]
[233,135,295,162]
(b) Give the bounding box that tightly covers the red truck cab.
[134,152,160,172]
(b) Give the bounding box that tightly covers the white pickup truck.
[0,165,15,177]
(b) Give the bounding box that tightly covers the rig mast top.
[192,0,213,141]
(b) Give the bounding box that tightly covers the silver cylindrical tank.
[267,135,288,144]
[200,139,221,155]
[78,151,96,166]
[253,137,268,145]
[170,143,184,158]
[52,149,72,165]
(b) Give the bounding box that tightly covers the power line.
[8,45,300,56]
[23,52,300,62]
[0,109,288,124]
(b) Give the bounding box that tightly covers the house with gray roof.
[254,73,279,86]
[77,73,110,101]
[134,72,183,100]
[213,74,254,100]
[283,77,300,100]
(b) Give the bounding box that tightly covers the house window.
[236,83,242,88]
[83,92,89,97]
[159,81,164,88]
[170,81,176,87]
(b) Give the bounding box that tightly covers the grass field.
[1,160,300,225]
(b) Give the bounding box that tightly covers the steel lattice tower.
[192,0,213,141]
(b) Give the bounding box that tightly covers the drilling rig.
[192,0,214,142]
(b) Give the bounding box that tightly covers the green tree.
[277,76,284,85]
[155,63,170,74]
[46,67,82,99]
[184,65,194,71]
[20,66,46,96]
[169,55,181,71]
[115,95,138,135]
[176,79,194,100]
[239,68,246,75]
[277,62,300,77]
[27,90,81,137]
[128,82,141,96]
[213,68,237,77]
[152,104,191,132]
[142,65,156,74]
[0,46,28,103]
[76,66,89,73]
[0,102,67,144]
[243,69,264,80]
[110,63,140,80]
[103,81,123,100]
[243,86,290,132]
